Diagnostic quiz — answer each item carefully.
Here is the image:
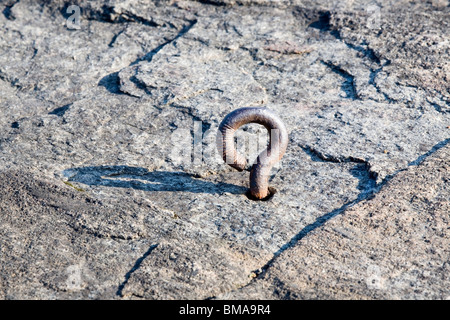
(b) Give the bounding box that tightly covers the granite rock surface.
[0,0,448,299]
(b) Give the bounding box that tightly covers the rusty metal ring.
[217,107,288,199]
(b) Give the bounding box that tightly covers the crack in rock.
[321,60,359,100]
[116,244,159,297]
[108,27,127,48]
[80,5,159,27]
[300,144,368,165]
[129,19,198,66]
[2,0,19,20]
[48,104,71,117]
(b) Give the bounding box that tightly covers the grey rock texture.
[220,144,450,299]
[0,0,449,299]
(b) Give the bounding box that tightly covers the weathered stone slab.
[222,144,449,299]
[0,0,448,299]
